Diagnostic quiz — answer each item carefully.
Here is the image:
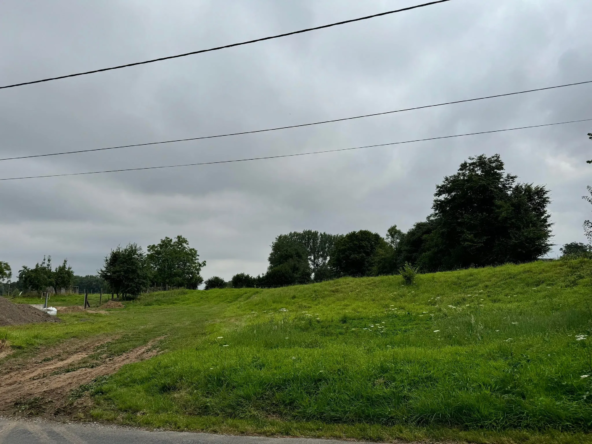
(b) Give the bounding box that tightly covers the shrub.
[204,276,227,290]
[399,262,419,285]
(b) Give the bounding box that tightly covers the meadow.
[2,259,592,443]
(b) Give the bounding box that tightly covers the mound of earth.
[56,306,85,314]
[0,297,61,326]
[100,301,124,309]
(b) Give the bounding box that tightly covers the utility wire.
[0,0,450,90]
[2,79,591,162]
[1,118,589,182]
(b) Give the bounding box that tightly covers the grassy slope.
[2,259,592,443]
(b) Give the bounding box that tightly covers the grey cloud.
[1,0,592,280]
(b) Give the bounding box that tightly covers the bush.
[204,276,227,290]
[231,273,256,288]
[560,242,592,260]
[399,262,419,285]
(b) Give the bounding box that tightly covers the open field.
[2,259,592,443]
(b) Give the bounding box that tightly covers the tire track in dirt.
[0,336,162,414]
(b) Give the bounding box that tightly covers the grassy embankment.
[2,259,592,443]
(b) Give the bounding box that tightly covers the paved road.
[0,418,367,444]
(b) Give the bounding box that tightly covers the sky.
[0,0,591,282]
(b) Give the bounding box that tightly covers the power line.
[1,118,589,182]
[0,1,450,91]
[2,79,591,162]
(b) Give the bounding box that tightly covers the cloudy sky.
[1,0,591,281]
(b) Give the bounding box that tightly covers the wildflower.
[448,305,456,309]
[292,356,297,360]
[511,322,518,325]
[210,368,214,370]
[496,330,500,332]
[582,375,590,379]
[576,335,587,341]
[434,330,440,333]
[505,338,513,342]
[285,337,289,339]
[279,308,288,312]
[223,344,229,347]
[217,336,223,339]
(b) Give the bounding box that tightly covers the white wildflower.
[505,338,513,342]
[223,344,229,347]
[292,356,297,360]
[576,335,587,341]
[582,375,590,379]
[279,308,287,312]
[511,322,518,325]
[434,330,440,333]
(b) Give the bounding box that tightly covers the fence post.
[100,288,102,306]
[84,289,90,309]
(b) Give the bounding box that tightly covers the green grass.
[2,259,592,443]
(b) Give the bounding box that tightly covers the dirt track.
[0,336,160,415]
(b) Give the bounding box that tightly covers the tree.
[204,276,227,290]
[147,236,206,289]
[264,236,311,286]
[0,261,11,283]
[231,273,256,288]
[99,244,150,300]
[330,230,385,277]
[272,231,342,278]
[560,242,592,258]
[73,275,110,293]
[18,256,54,295]
[584,186,592,242]
[53,259,74,292]
[426,154,551,270]
[372,225,405,276]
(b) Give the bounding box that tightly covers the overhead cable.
[1,118,589,182]
[1,79,590,162]
[0,0,450,90]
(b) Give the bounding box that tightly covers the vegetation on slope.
[2,259,592,443]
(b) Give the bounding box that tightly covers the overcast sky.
[1,0,591,281]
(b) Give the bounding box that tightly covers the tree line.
[2,149,591,297]
[206,154,557,289]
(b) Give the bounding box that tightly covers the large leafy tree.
[330,230,386,277]
[18,256,54,295]
[147,236,206,289]
[263,236,311,287]
[273,231,342,277]
[0,261,11,284]
[53,259,74,292]
[560,242,592,258]
[426,154,551,270]
[372,225,405,276]
[100,244,150,300]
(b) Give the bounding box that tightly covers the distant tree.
[560,242,592,259]
[372,225,406,276]
[584,186,592,242]
[18,256,54,295]
[330,230,385,277]
[73,275,110,293]
[0,261,11,284]
[53,259,74,292]
[204,276,227,290]
[100,244,150,300]
[275,231,342,276]
[397,220,438,271]
[147,236,206,289]
[231,273,256,288]
[426,154,552,271]
[264,236,311,286]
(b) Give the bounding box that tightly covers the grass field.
[2,259,592,443]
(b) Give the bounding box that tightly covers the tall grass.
[3,259,592,437]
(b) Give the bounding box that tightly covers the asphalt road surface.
[0,418,368,444]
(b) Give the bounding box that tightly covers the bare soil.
[0,297,60,327]
[0,336,161,416]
